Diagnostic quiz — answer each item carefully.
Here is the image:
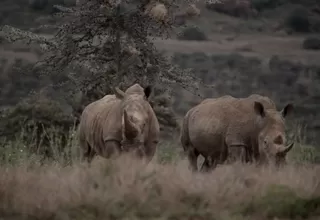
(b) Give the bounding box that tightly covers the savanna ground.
[1,0,320,219]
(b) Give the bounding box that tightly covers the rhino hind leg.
[187,148,200,172]
[200,157,214,172]
[200,149,227,172]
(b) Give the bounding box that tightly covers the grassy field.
[0,128,319,220]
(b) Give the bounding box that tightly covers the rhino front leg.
[243,146,253,163]
[142,140,158,163]
[100,140,122,159]
[81,141,96,164]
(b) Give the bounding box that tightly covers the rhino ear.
[144,85,152,99]
[281,103,294,118]
[123,110,138,139]
[114,87,125,100]
[254,101,265,117]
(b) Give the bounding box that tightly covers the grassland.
[0,128,318,220]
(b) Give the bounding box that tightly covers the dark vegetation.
[303,36,320,50]
[177,26,208,41]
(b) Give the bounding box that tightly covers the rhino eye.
[263,140,268,147]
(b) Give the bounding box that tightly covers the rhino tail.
[180,110,192,152]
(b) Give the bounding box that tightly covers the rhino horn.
[278,142,294,155]
[123,110,139,139]
[114,87,125,99]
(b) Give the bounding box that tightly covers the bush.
[0,94,76,159]
[303,36,320,50]
[285,7,310,32]
[177,26,208,41]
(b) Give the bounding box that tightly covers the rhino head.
[113,84,153,157]
[254,101,294,166]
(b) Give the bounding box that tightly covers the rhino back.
[187,97,236,155]
[79,95,122,152]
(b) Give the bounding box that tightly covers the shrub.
[0,93,77,159]
[285,7,310,32]
[177,26,208,41]
[28,0,48,10]
[310,17,320,32]
[303,36,320,50]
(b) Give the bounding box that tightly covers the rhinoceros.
[180,94,294,171]
[78,83,160,163]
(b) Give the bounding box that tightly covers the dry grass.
[0,126,319,220]
[0,146,319,220]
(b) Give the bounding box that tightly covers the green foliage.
[289,144,320,164]
[240,184,320,219]
[251,0,284,11]
[177,26,208,41]
[285,7,310,32]
[156,141,182,164]
[303,36,320,50]
[0,127,81,165]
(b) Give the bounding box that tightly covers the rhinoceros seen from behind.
[78,83,160,163]
[180,94,294,171]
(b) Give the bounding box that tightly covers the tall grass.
[0,126,319,220]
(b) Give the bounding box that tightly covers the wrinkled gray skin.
[78,83,160,163]
[180,94,294,172]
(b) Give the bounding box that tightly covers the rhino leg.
[200,152,221,172]
[143,141,158,163]
[200,157,214,172]
[81,141,96,164]
[187,148,200,172]
[243,146,253,163]
[100,140,122,159]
